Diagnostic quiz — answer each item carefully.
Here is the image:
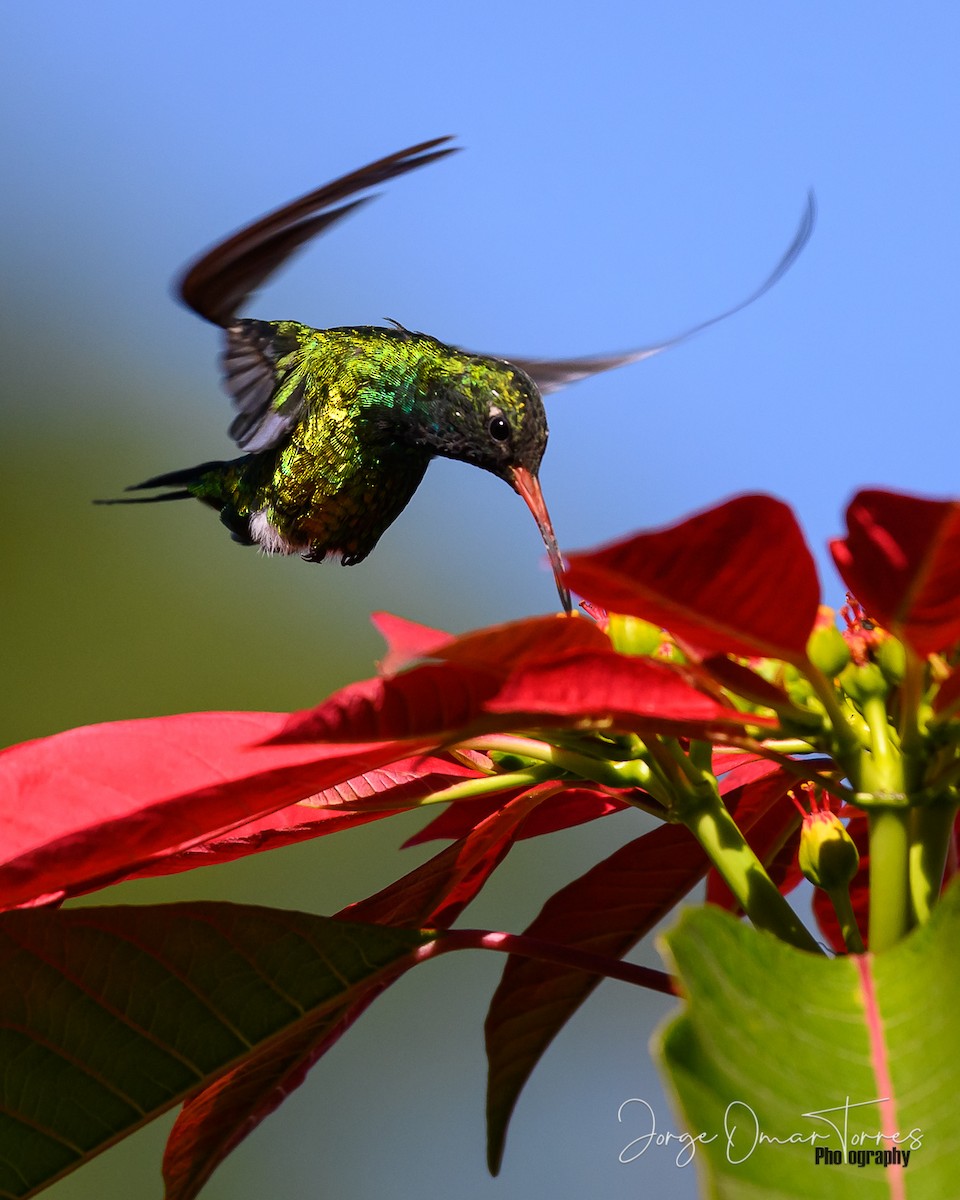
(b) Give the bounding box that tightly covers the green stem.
[898,646,925,750]
[680,789,822,953]
[862,695,897,766]
[754,738,824,755]
[855,691,913,950]
[826,885,865,954]
[867,808,912,950]
[643,735,690,790]
[458,735,662,803]
[801,659,863,759]
[412,764,561,807]
[908,803,958,924]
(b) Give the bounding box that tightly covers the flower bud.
[877,635,906,687]
[798,811,860,891]
[838,660,889,704]
[608,614,663,658]
[806,623,851,678]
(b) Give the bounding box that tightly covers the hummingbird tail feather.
[125,461,225,491]
[94,460,230,505]
[94,490,194,505]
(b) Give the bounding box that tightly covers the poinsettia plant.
[2,487,959,1199]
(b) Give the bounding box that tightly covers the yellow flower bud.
[798,811,860,891]
[806,622,851,678]
[608,614,663,658]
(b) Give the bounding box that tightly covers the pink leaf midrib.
[855,955,905,1200]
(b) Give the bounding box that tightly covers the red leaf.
[0,712,440,910]
[164,1015,356,1200]
[433,612,609,670]
[484,822,707,1173]
[564,494,820,660]
[715,753,784,796]
[132,757,477,880]
[283,640,760,754]
[701,654,797,710]
[371,612,453,674]
[487,651,770,735]
[348,785,553,929]
[279,663,500,743]
[933,666,960,716]
[406,786,627,845]
[830,489,960,654]
[372,611,608,678]
[765,825,804,895]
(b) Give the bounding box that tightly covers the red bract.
[484,821,702,1173]
[371,612,454,674]
[132,757,479,880]
[563,493,821,661]
[830,489,960,655]
[0,612,738,912]
[0,712,434,911]
[279,618,751,746]
[485,651,764,734]
[406,787,627,845]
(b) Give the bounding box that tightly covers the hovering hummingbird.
[99,137,814,613]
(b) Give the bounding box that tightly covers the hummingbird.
[99,137,814,613]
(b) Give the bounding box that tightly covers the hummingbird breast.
[226,373,431,564]
[261,439,431,565]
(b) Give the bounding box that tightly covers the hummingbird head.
[414,351,570,612]
[419,355,547,477]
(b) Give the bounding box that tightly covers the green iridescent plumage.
[100,137,815,612]
[152,323,549,568]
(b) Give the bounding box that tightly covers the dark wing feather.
[221,320,311,452]
[177,135,460,327]
[502,191,816,394]
[178,136,459,452]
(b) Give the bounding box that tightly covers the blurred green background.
[4,3,959,1197]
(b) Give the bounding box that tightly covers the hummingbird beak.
[509,465,572,614]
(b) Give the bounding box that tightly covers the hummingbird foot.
[298,547,370,566]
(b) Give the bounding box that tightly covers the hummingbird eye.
[488,415,511,442]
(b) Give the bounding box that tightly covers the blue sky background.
[3,4,959,1199]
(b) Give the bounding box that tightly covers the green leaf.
[0,904,432,1198]
[655,884,960,1198]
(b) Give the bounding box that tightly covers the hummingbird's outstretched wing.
[178,136,459,327]
[499,191,816,394]
[180,135,812,454]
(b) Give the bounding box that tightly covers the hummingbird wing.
[178,137,459,452]
[500,191,816,394]
[178,136,459,327]
[220,320,309,452]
